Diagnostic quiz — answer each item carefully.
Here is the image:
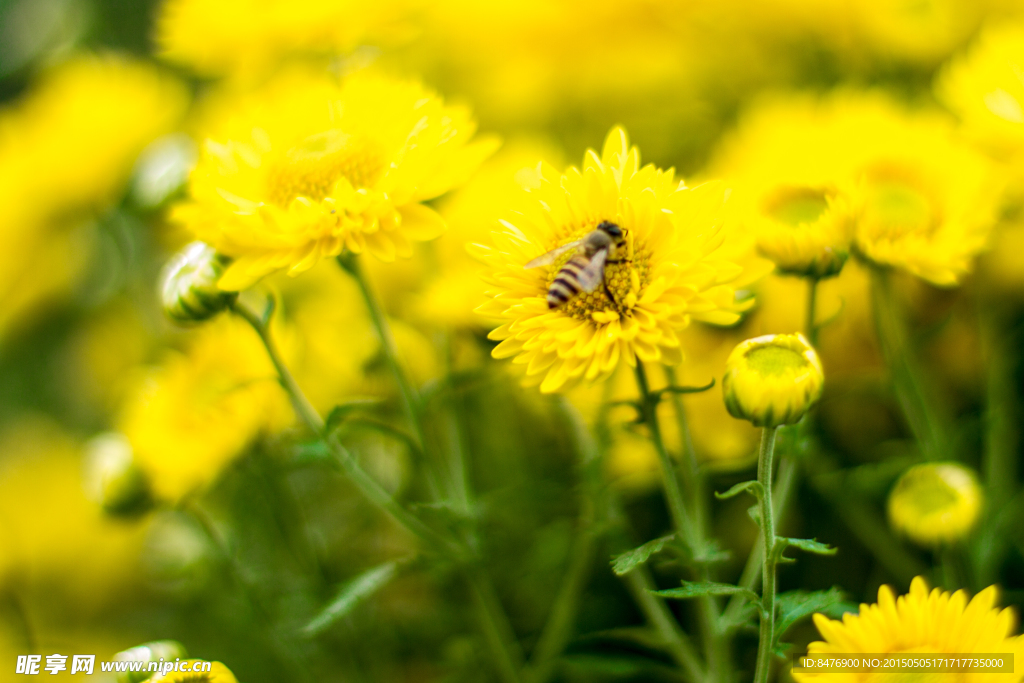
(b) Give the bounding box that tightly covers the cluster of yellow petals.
[172,69,497,291]
[795,577,1024,683]
[475,127,760,393]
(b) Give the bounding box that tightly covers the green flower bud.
[160,241,236,323]
[722,332,824,427]
[83,432,151,516]
[113,641,188,683]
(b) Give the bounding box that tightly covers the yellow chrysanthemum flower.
[119,317,291,501]
[172,70,498,291]
[0,54,187,340]
[839,95,999,286]
[151,660,237,683]
[937,22,1024,158]
[888,462,982,547]
[476,127,759,393]
[722,333,824,428]
[156,0,406,78]
[710,95,856,279]
[793,577,1024,683]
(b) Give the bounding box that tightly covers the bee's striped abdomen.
[547,255,589,309]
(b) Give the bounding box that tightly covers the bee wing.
[524,239,583,269]
[577,248,608,293]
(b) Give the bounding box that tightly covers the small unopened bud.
[83,432,151,515]
[888,462,982,547]
[722,332,824,427]
[754,185,853,279]
[114,641,188,683]
[160,242,235,323]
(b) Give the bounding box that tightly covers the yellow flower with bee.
[475,127,764,393]
[172,69,498,291]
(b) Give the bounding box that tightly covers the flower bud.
[753,185,853,279]
[888,462,981,547]
[151,660,238,682]
[113,641,187,683]
[160,241,236,323]
[722,332,824,427]
[83,432,151,515]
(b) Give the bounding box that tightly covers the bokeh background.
[3,0,1024,681]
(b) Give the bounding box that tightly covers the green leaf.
[612,534,676,576]
[774,587,848,643]
[777,537,838,557]
[291,440,332,464]
[654,379,716,397]
[324,397,385,434]
[304,561,400,636]
[693,539,731,566]
[715,480,764,501]
[652,581,761,608]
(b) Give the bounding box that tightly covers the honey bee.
[524,221,626,309]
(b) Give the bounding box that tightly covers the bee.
[524,221,626,309]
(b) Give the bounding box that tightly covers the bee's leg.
[603,282,619,307]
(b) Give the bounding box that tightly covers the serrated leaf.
[612,534,676,576]
[324,397,385,434]
[774,587,847,643]
[778,537,837,556]
[652,581,761,607]
[304,561,400,636]
[715,480,764,501]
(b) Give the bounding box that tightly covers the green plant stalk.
[753,426,779,683]
[634,362,723,681]
[235,299,525,683]
[806,277,820,347]
[337,253,425,449]
[231,301,442,546]
[337,255,527,683]
[869,267,949,461]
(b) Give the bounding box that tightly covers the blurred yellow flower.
[793,577,1024,683]
[842,95,999,286]
[156,0,407,78]
[888,462,982,547]
[173,70,497,291]
[723,333,823,428]
[710,95,856,279]
[119,316,291,501]
[937,22,1024,158]
[0,54,187,339]
[477,127,757,393]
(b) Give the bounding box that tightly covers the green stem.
[753,427,779,683]
[466,569,526,683]
[633,362,696,547]
[231,301,442,548]
[869,267,949,461]
[806,278,820,347]
[635,362,723,680]
[338,253,425,448]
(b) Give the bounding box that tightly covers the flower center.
[763,186,831,227]
[543,223,650,321]
[265,130,385,207]
[745,345,806,377]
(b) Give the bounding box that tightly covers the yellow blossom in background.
[173,69,498,291]
[156,0,410,78]
[937,22,1024,159]
[476,127,759,393]
[0,54,187,340]
[119,316,292,501]
[839,95,1000,286]
[710,95,856,279]
[888,462,982,547]
[793,577,1024,683]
